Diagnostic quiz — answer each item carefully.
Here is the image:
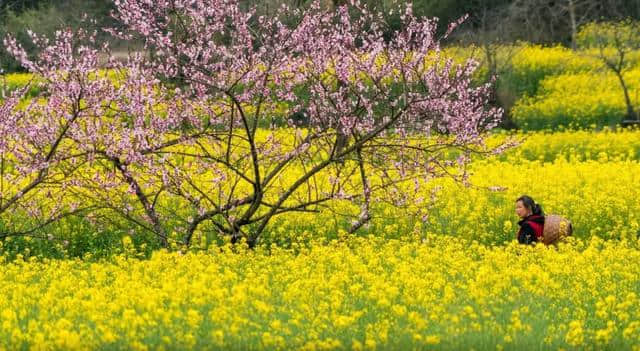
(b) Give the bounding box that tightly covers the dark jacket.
[517,214,545,244]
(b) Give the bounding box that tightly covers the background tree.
[0,0,47,16]
[4,0,640,73]
[577,20,640,125]
[457,0,520,129]
[0,0,116,72]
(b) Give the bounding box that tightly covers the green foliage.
[503,45,596,97]
[0,72,42,97]
[0,0,115,72]
[0,214,160,261]
[577,20,640,50]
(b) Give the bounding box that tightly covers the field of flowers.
[2,38,640,349]
[260,129,640,247]
[448,44,640,129]
[0,126,638,350]
[511,69,640,129]
[0,128,638,255]
[1,237,639,350]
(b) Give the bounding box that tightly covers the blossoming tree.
[1,0,509,248]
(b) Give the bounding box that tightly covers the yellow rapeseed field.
[1,129,639,350]
[0,236,639,350]
[512,69,640,129]
[260,129,640,246]
[3,66,640,350]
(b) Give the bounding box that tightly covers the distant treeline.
[0,0,116,72]
[2,0,640,72]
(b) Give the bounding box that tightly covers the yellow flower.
[425,335,441,345]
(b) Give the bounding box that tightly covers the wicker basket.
[542,214,573,245]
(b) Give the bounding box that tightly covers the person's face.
[515,200,531,219]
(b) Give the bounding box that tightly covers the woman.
[515,195,545,244]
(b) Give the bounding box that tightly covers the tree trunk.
[614,70,639,122]
[568,0,578,50]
